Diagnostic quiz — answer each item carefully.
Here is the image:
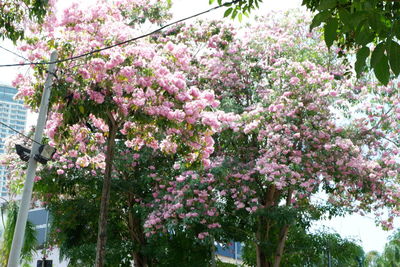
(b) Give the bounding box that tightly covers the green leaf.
[324,18,338,48]
[355,23,374,46]
[209,0,215,4]
[231,9,238,19]
[348,11,368,28]
[370,42,385,68]
[393,20,400,40]
[388,40,400,76]
[238,13,243,22]
[217,0,222,5]
[310,11,330,31]
[318,0,337,10]
[373,55,390,85]
[79,106,85,114]
[357,46,370,61]
[224,8,233,18]
[368,12,387,36]
[338,8,351,27]
[355,46,370,76]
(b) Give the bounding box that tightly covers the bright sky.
[0,0,397,254]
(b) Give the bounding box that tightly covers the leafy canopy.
[215,0,400,85]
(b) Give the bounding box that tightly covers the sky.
[0,0,397,254]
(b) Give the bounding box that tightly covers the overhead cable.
[0,0,239,68]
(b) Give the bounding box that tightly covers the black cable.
[0,0,239,68]
[0,121,41,145]
[0,45,30,63]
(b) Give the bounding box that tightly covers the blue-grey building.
[0,84,27,196]
[28,208,50,246]
[216,242,243,264]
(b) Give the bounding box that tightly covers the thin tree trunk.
[126,191,149,267]
[273,225,289,267]
[256,241,270,267]
[133,252,148,267]
[273,189,293,267]
[256,185,279,267]
[95,113,117,267]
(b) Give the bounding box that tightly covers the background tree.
[0,0,49,42]
[366,230,400,267]
[242,227,365,267]
[12,1,221,266]
[0,201,38,267]
[214,0,400,85]
[31,143,215,266]
[147,11,400,267]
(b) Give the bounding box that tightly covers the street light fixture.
[15,144,56,164]
[34,144,56,164]
[15,144,30,162]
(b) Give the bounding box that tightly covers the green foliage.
[218,0,400,84]
[0,0,49,42]
[303,0,400,84]
[216,260,237,267]
[0,201,38,266]
[242,227,365,267]
[367,229,400,267]
[210,0,260,21]
[34,144,215,266]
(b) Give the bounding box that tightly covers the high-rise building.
[0,84,27,196]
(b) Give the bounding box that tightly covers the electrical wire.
[0,121,41,145]
[0,0,239,68]
[0,45,30,63]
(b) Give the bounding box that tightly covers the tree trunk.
[127,193,148,267]
[273,225,289,267]
[95,114,117,267]
[256,185,279,267]
[273,189,293,267]
[133,252,148,267]
[256,242,270,267]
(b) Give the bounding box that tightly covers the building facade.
[0,84,27,196]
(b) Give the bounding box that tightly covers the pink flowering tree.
[0,0,50,42]
[12,1,221,266]
[144,12,400,267]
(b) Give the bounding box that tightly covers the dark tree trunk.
[256,241,270,267]
[256,185,279,267]
[273,189,293,267]
[273,225,289,267]
[95,114,117,267]
[127,195,149,267]
[133,252,148,267]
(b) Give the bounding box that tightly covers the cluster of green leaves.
[0,201,37,266]
[33,143,215,266]
[216,0,400,85]
[210,0,263,21]
[0,0,49,42]
[304,0,400,85]
[242,226,365,267]
[365,229,400,267]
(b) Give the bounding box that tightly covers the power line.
[0,45,30,63]
[0,0,239,68]
[0,121,41,145]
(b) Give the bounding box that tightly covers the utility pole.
[7,51,57,267]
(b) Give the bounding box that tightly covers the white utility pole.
[8,51,57,267]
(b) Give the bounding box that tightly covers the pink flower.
[289,77,300,85]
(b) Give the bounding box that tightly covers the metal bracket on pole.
[7,51,57,267]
